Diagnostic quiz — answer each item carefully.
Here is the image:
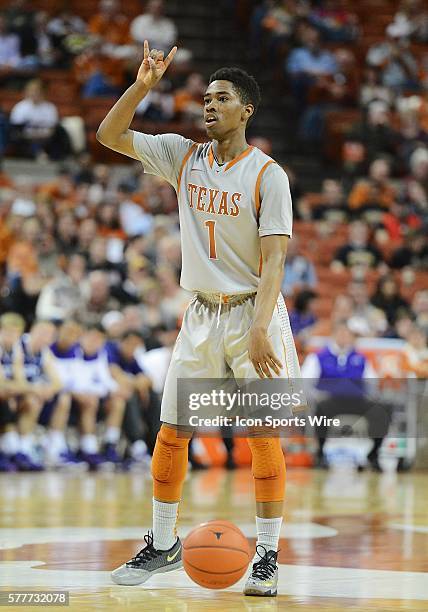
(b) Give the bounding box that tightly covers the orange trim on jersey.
[224,145,254,171]
[254,159,276,217]
[208,144,214,168]
[177,143,197,193]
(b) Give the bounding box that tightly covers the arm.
[37,351,63,399]
[96,40,177,159]
[249,234,288,378]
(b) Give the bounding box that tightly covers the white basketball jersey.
[133,133,293,293]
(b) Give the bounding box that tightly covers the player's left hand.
[248,327,283,378]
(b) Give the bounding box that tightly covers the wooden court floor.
[1,467,427,611]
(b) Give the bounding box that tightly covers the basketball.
[183,520,251,589]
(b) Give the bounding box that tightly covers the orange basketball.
[183,520,250,589]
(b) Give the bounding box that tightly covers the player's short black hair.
[208,67,261,119]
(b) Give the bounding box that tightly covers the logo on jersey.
[187,182,241,217]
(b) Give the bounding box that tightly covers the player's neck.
[212,134,249,165]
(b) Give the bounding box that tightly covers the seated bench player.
[106,330,159,463]
[0,313,28,471]
[72,324,127,468]
[17,320,63,471]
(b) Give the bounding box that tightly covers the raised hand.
[136,40,177,89]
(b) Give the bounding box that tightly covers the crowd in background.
[1,0,428,470]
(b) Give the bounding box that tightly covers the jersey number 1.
[204,220,217,259]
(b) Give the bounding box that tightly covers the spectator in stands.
[138,279,164,331]
[88,0,130,48]
[0,14,22,72]
[366,20,419,91]
[311,179,348,223]
[308,0,359,43]
[55,212,78,256]
[36,254,86,323]
[297,48,358,142]
[130,0,177,52]
[31,11,56,68]
[370,274,410,328]
[286,24,338,109]
[347,102,397,168]
[390,231,428,269]
[6,215,40,283]
[402,323,428,377]
[135,80,175,122]
[395,96,428,168]
[359,66,394,110]
[77,218,98,257]
[73,39,125,97]
[347,280,388,337]
[281,235,317,296]
[392,0,428,44]
[9,79,71,159]
[406,147,428,212]
[289,289,318,339]
[302,320,390,471]
[79,270,120,326]
[47,8,88,67]
[118,182,153,237]
[174,73,206,126]
[86,237,114,273]
[157,265,191,329]
[412,290,428,335]
[259,0,300,59]
[3,0,36,60]
[348,157,396,217]
[332,220,383,271]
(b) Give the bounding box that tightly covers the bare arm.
[249,234,289,378]
[96,40,177,159]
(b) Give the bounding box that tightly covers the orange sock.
[247,436,286,503]
[152,424,191,502]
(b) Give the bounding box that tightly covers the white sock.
[19,434,35,456]
[80,434,98,454]
[131,439,148,460]
[1,430,20,455]
[152,499,179,551]
[46,430,67,460]
[104,426,120,445]
[253,516,283,563]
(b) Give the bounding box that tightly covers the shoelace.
[216,293,223,328]
[251,545,279,580]
[126,531,163,567]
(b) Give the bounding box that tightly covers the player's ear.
[243,104,254,123]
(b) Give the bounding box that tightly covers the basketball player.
[98,41,303,597]
[16,320,63,470]
[0,313,27,471]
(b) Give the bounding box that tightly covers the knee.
[151,426,189,482]
[151,424,190,501]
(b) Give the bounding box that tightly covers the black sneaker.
[367,453,383,472]
[111,531,182,586]
[244,546,279,597]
